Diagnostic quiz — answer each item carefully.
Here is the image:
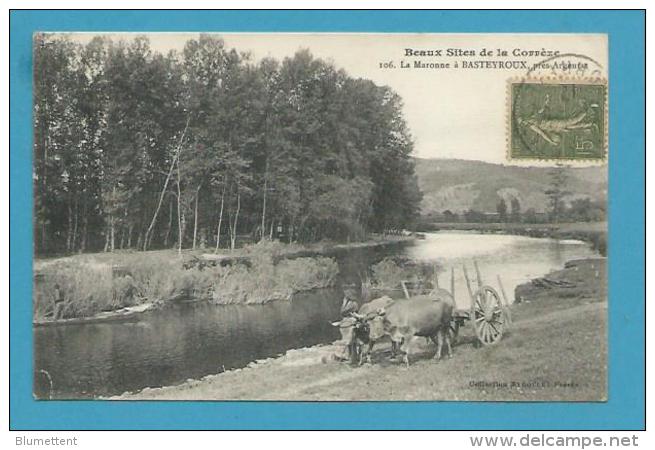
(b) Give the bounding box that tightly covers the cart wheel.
[472,286,505,345]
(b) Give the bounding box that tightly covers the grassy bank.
[33,240,344,322]
[117,257,607,401]
[418,221,607,256]
[515,257,606,304]
[33,236,412,323]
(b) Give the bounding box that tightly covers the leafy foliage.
[33,34,422,255]
[369,257,441,291]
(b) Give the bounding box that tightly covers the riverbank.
[418,221,606,256]
[515,257,606,304]
[33,235,413,324]
[117,257,607,401]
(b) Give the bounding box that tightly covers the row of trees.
[495,197,522,223]
[432,197,605,224]
[34,34,422,255]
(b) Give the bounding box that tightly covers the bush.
[277,257,339,292]
[120,254,181,302]
[370,257,442,291]
[34,262,115,320]
[211,256,338,305]
[34,246,341,320]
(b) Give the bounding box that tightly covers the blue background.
[10,10,645,430]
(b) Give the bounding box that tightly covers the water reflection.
[404,232,596,309]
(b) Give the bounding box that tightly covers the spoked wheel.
[472,286,505,345]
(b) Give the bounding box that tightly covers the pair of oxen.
[331,289,455,367]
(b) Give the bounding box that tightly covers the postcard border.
[9,9,645,430]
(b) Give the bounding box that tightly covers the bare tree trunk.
[120,206,129,249]
[41,120,49,254]
[164,198,173,247]
[144,117,190,250]
[261,111,271,242]
[136,231,143,252]
[230,190,241,251]
[192,184,201,249]
[176,160,183,255]
[104,223,110,252]
[81,193,88,252]
[215,180,226,253]
[81,216,88,253]
[66,198,73,253]
[127,224,134,248]
[110,215,115,252]
[269,218,275,240]
[72,196,79,252]
[261,170,267,241]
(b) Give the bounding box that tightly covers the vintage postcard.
[32,33,608,402]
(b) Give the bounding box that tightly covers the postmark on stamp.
[509,78,607,161]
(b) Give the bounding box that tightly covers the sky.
[67,33,607,164]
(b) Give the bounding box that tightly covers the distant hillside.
[414,158,607,215]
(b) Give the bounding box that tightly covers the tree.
[33,36,424,255]
[523,208,538,224]
[464,209,485,223]
[545,165,571,224]
[33,35,110,254]
[496,198,508,222]
[442,210,458,223]
[510,197,521,223]
[566,198,606,222]
[100,37,186,252]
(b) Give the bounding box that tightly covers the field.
[117,258,607,401]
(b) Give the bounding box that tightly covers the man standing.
[52,283,65,320]
[333,288,363,363]
[340,288,360,317]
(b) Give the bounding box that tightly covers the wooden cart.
[401,260,512,346]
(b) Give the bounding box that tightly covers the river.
[33,232,599,399]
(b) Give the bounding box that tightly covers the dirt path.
[117,294,606,401]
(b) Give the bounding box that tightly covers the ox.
[368,291,454,367]
[331,295,395,364]
[356,295,397,364]
[331,316,365,364]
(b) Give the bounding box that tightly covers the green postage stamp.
[509,79,607,161]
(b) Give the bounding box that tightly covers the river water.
[33,232,598,399]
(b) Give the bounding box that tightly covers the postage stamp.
[508,79,608,161]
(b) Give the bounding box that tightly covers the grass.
[121,295,607,401]
[210,255,338,305]
[34,261,117,320]
[119,257,607,401]
[514,258,606,304]
[33,240,339,321]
